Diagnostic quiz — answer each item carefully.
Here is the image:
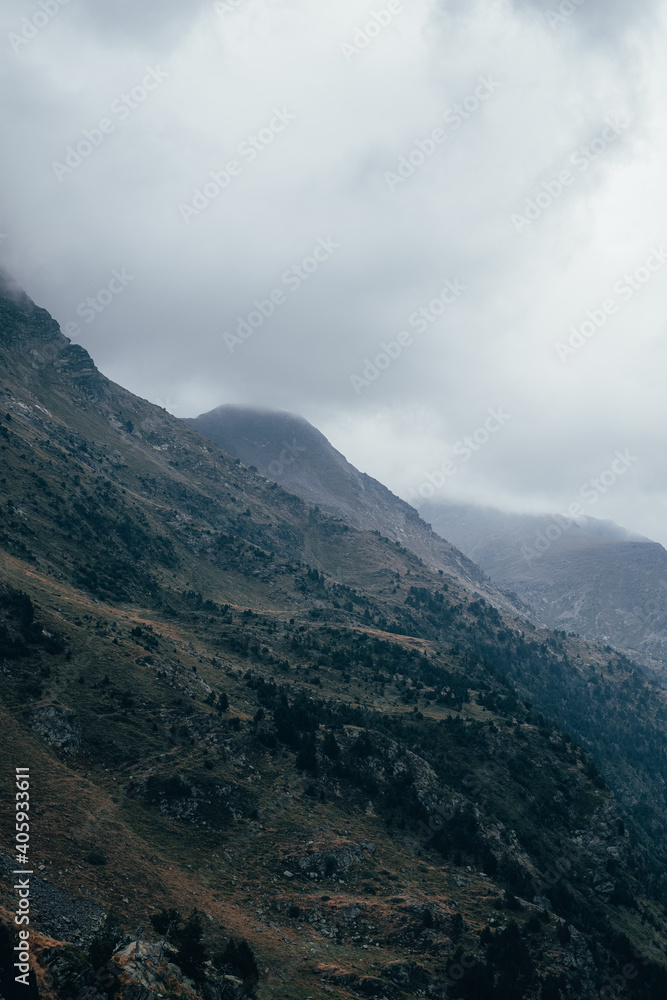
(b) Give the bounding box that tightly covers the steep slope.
[419,500,667,664]
[185,405,492,594]
[1,275,667,1000]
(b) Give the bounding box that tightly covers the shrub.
[89,911,124,972]
[486,921,534,999]
[145,775,192,806]
[295,736,318,775]
[556,923,571,946]
[215,938,259,984]
[481,845,498,877]
[324,855,338,876]
[541,973,566,999]
[149,908,181,936]
[323,730,340,759]
[175,911,208,983]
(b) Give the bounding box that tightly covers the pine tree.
[323,729,340,759]
[175,911,208,983]
[295,735,318,774]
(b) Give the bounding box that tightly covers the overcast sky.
[2,0,667,545]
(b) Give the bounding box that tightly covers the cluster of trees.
[149,909,259,986]
[0,585,64,665]
[1,909,262,998]
[464,626,667,897]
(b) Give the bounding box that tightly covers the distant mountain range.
[418,500,667,666]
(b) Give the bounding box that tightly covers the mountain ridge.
[185,404,508,606]
[1,278,667,1000]
[417,498,667,666]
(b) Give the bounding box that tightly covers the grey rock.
[32,704,81,754]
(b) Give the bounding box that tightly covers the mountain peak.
[0,270,68,351]
[186,403,496,595]
[0,272,106,398]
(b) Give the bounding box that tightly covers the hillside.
[185,405,492,595]
[418,500,667,665]
[1,275,667,1000]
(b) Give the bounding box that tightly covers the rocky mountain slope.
[417,500,667,666]
[1,274,667,1000]
[185,406,492,595]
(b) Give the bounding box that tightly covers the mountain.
[417,500,667,665]
[1,275,667,1000]
[185,405,494,594]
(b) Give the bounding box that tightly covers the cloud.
[1,0,666,545]
[508,0,661,45]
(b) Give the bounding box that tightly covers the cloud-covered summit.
[1,0,666,543]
